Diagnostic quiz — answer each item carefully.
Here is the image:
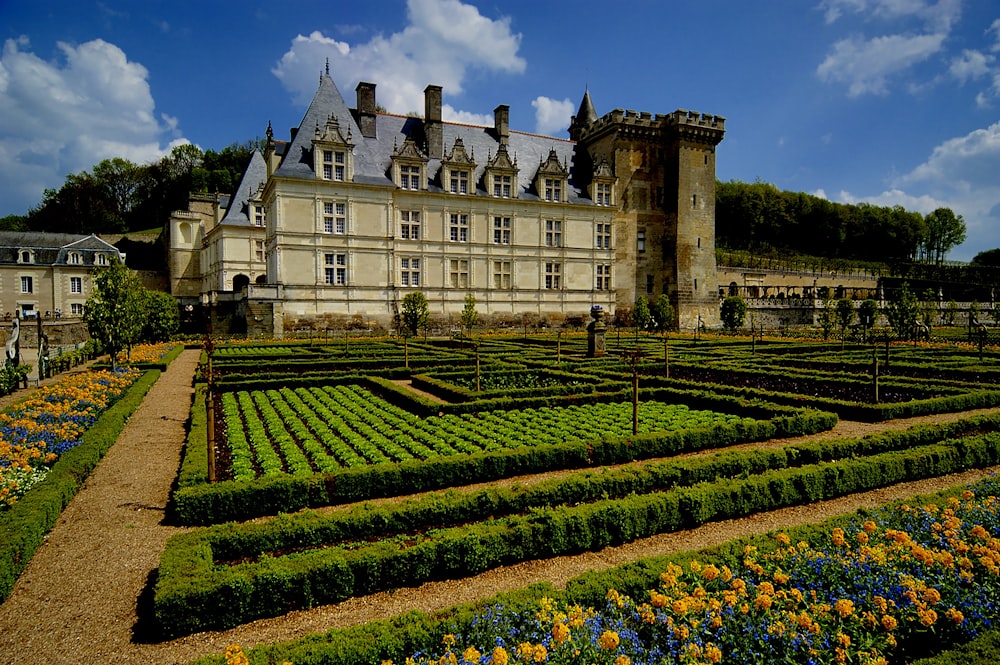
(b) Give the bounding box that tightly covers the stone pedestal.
[587,305,606,358]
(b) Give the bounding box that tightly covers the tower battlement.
[579,107,725,143]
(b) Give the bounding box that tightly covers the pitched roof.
[274,72,592,203]
[0,232,121,266]
[219,151,268,227]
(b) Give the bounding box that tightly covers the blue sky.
[1,0,998,260]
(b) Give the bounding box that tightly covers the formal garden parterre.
[132,332,1000,664]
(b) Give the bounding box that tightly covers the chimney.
[356,82,377,138]
[494,104,509,145]
[424,84,443,159]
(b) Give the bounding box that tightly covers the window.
[544,178,562,202]
[493,216,511,245]
[400,164,421,190]
[400,211,420,240]
[449,259,469,288]
[321,150,345,181]
[545,263,561,290]
[449,169,469,194]
[493,174,512,198]
[400,257,420,287]
[253,205,264,227]
[21,276,33,293]
[597,223,612,250]
[19,250,31,263]
[596,264,611,290]
[71,303,83,316]
[493,261,511,289]
[545,220,562,248]
[324,253,347,285]
[692,194,698,208]
[69,252,81,265]
[254,241,265,262]
[324,202,346,234]
[646,274,654,294]
[97,254,108,266]
[70,276,82,294]
[596,183,612,206]
[449,213,468,242]
[637,230,646,253]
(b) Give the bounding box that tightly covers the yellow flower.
[597,630,620,650]
[531,644,547,663]
[462,646,482,663]
[881,614,898,631]
[443,634,457,648]
[776,532,791,546]
[945,608,965,624]
[551,622,570,645]
[833,599,855,618]
[832,528,846,547]
[614,656,631,665]
[490,647,509,665]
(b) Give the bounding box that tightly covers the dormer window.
[590,157,616,207]
[253,205,265,227]
[69,252,82,265]
[534,148,569,204]
[442,137,476,195]
[19,250,32,264]
[312,115,354,182]
[97,253,108,266]
[485,143,518,199]
[391,136,427,191]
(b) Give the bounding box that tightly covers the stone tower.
[571,98,725,330]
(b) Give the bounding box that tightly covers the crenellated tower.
[572,99,725,330]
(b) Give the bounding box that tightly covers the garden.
[138,332,1000,664]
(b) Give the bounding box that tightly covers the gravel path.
[0,350,996,664]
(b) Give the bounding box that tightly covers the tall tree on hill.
[84,258,146,368]
[922,208,966,264]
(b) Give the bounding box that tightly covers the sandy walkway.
[0,349,996,664]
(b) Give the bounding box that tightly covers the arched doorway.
[232,274,250,293]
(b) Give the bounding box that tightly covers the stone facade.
[171,68,726,336]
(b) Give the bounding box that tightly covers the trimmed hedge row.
[0,369,159,603]
[170,395,835,525]
[155,429,1000,637]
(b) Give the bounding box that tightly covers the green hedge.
[170,398,835,525]
[0,369,159,603]
[156,429,1000,637]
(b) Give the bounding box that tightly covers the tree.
[651,294,675,333]
[460,294,478,336]
[720,296,747,333]
[885,283,919,339]
[633,296,652,334]
[819,299,837,340]
[919,289,938,327]
[400,292,429,338]
[84,258,146,368]
[142,290,180,342]
[922,208,966,264]
[972,248,1000,267]
[835,298,855,336]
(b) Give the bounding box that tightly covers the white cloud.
[989,18,1000,52]
[530,96,573,136]
[0,36,182,215]
[818,0,962,30]
[816,32,945,95]
[949,49,994,84]
[838,121,1000,259]
[442,104,492,127]
[272,0,524,117]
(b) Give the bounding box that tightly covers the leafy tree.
[993,301,1000,327]
[819,299,837,340]
[84,258,146,368]
[884,283,919,339]
[859,299,878,329]
[922,208,966,264]
[400,292,429,338]
[651,294,675,333]
[835,298,855,335]
[944,300,959,326]
[633,296,652,334]
[919,289,938,327]
[972,248,1000,267]
[0,214,28,231]
[142,290,180,342]
[720,296,747,333]
[460,294,478,336]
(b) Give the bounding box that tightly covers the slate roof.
[0,232,121,266]
[274,73,592,203]
[219,151,268,227]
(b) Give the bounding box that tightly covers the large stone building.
[0,232,124,321]
[170,66,725,335]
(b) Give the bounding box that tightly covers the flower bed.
[0,367,142,509]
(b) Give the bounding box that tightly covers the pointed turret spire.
[569,88,599,141]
